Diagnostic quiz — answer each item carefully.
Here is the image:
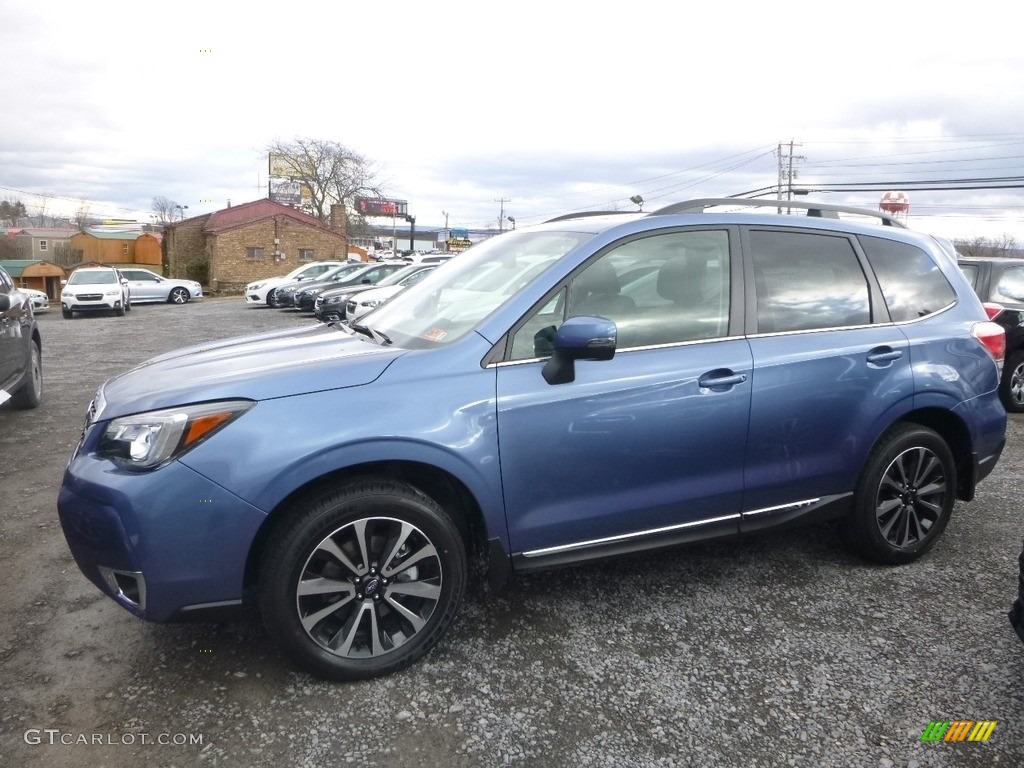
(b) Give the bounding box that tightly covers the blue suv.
[57,199,1007,680]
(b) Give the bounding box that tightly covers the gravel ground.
[1,297,1023,767]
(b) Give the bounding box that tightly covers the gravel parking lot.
[2,297,1023,767]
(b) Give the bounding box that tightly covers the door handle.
[866,348,903,365]
[698,370,748,390]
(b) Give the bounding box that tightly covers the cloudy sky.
[3,0,1023,241]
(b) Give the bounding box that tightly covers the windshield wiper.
[351,323,392,346]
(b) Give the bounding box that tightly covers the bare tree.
[955,234,1021,258]
[151,196,180,224]
[267,137,384,224]
[73,201,91,231]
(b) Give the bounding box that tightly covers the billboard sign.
[355,197,408,217]
[269,180,302,206]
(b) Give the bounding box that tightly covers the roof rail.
[652,198,906,228]
[544,210,636,224]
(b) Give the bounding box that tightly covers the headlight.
[98,400,254,470]
[249,282,265,290]
[104,289,122,296]
[361,300,382,308]
[324,296,345,305]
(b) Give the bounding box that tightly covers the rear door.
[741,228,913,530]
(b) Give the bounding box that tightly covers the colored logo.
[920,720,997,742]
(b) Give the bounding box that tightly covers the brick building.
[165,199,348,293]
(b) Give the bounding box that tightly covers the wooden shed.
[0,259,68,298]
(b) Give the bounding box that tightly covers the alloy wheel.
[874,446,948,549]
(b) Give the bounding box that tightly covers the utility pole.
[775,140,805,213]
[495,197,511,231]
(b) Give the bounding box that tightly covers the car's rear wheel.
[259,478,466,681]
[1001,351,1024,413]
[169,287,190,304]
[10,339,42,409]
[841,424,955,564]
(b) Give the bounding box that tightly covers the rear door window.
[749,230,870,333]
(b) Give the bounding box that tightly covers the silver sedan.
[119,268,204,304]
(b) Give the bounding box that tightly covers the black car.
[959,257,1024,412]
[0,266,42,409]
[313,263,437,322]
[291,262,406,312]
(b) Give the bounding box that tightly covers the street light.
[175,204,189,221]
[507,216,515,229]
[629,195,644,211]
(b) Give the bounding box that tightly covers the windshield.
[69,271,117,285]
[358,230,593,348]
[374,265,428,287]
[317,263,364,281]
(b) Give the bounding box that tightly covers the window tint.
[860,235,956,321]
[959,263,979,291]
[995,267,1024,304]
[509,230,730,359]
[750,230,869,333]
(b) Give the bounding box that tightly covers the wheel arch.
[885,407,974,500]
[243,460,497,596]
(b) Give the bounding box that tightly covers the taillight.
[972,320,1006,365]
[982,302,1004,320]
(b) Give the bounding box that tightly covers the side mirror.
[361,278,371,284]
[60,279,67,286]
[542,316,617,385]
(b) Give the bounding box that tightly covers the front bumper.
[58,448,268,622]
[63,297,124,311]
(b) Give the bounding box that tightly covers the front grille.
[77,294,103,301]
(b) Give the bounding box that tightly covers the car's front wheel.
[169,287,190,304]
[61,307,72,319]
[841,424,955,564]
[1001,351,1024,413]
[259,478,467,681]
[10,339,41,409]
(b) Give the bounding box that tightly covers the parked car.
[314,264,438,322]
[271,263,368,308]
[290,262,407,312]
[21,288,50,313]
[60,267,131,318]
[341,266,444,324]
[57,199,1006,682]
[245,261,351,307]
[959,256,1024,412]
[120,268,203,305]
[0,266,42,409]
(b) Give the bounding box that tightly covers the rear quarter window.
[859,236,956,322]
[994,267,1024,304]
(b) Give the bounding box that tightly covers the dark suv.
[0,266,42,409]
[58,199,1006,681]
[958,257,1024,411]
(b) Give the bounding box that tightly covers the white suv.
[61,267,131,318]
[245,261,351,306]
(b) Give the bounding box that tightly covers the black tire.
[125,298,131,312]
[259,478,467,681]
[266,289,277,307]
[169,287,190,305]
[10,339,42,409]
[840,424,955,564]
[61,307,72,319]
[115,302,125,317]
[1001,351,1024,413]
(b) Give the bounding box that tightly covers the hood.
[97,324,405,419]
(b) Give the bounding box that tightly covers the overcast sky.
[3,0,1023,241]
